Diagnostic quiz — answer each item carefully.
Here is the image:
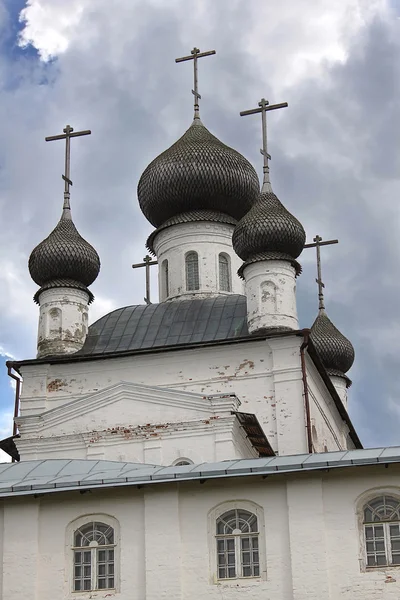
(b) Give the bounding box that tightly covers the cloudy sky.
[0,0,399,457]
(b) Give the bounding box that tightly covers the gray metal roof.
[1,447,399,498]
[80,294,249,356]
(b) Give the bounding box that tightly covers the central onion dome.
[137,119,260,228]
[29,207,100,303]
[232,182,306,277]
[310,310,355,381]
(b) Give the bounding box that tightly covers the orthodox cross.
[132,255,158,305]
[240,98,288,186]
[175,47,216,119]
[45,125,91,209]
[304,235,339,311]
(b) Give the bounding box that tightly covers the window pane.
[98,579,106,589]
[392,554,400,565]
[84,579,91,591]
[228,567,236,578]
[108,578,114,588]
[227,539,235,551]
[254,565,260,577]
[242,552,250,565]
[108,549,114,561]
[243,566,251,577]
[377,554,387,566]
[162,260,169,297]
[75,566,82,578]
[218,568,225,579]
[98,564,106,576]
[390,524,400,536]
[242,538,250,550]
[219,255,231,292]
[74,580,81,592]
[186,252,199,291]
[98,550,106,562]
[84,565,91,578]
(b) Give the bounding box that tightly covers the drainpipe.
[6,362,21,439]
[300,329,313,453]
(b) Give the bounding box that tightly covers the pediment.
[17,381,238,438]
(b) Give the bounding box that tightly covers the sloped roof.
[0,447,398,498]
[79,295,249,356]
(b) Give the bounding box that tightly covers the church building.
[1,48,400,600]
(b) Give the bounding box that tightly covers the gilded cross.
[45,125,91,210]
[175,47,216,119]
[240,98,288,188]
[132,255,158,305]
[304,235,339,311]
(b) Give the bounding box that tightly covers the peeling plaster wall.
[305,355,350,451]
[0,465,400,600]
[18,335,348,460]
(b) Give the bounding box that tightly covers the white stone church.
[1,50,400,600]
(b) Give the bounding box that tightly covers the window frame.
[161,259,169,299]
[185,251,200,291]
[362,495,400,569]
[67,514,120,596]
[218,253,231,292]
[208,501,266,584]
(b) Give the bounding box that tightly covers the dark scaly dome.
[29,206,100,303]
[232,180,306,278]
[137,118,260,228]
[310,310,355,380]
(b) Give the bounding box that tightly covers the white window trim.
[66,514,120,597]
[208,500,266,584]
[356,488,400,572]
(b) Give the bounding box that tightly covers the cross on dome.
[304,235,339,311]
[45,124,91,211]
[175,47,216,119]
[240,98,288,190]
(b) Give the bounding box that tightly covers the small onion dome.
[310,310,355,382]
[232,187,306,278]
[137,119,260,228]
[146,209,237,254]
[29,208,100,304]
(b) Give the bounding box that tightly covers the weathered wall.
[306,354,349,451]
[0,464,399,600]
[18,335,351,461]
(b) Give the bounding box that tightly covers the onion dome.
[29,206,100,304]
[232,181,306,278]
[137,119,260,228]
[310,310,355,380]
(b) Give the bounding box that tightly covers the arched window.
[185,251,199,291]
[216,509,259,579]
[161,259,169,297]
[363,496,400,567]
[172,458,193,466]
[219,253,231,292]
[73,522,115,591]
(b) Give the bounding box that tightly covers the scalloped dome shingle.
[137,119,260,228]
[310,310,355,377]
[232,187,305,269]
[29,209,100,290]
